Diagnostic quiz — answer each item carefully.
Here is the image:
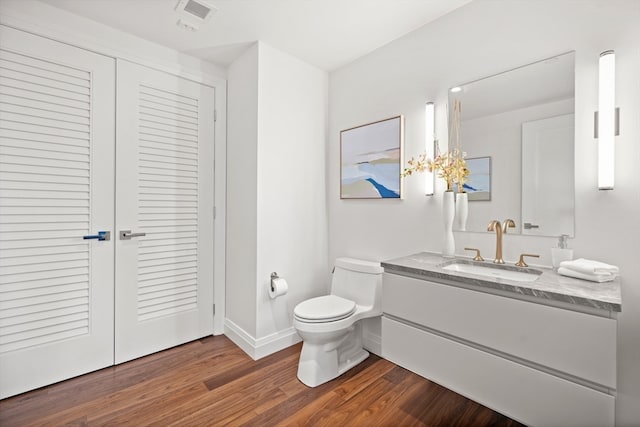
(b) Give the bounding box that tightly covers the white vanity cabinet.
[382,271,618,427]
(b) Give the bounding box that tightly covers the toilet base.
[338,348,369,376]
[296,322,369,387]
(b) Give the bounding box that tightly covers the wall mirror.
[449,51,575,237]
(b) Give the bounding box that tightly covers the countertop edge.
[381,253,622,313]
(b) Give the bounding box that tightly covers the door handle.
[120,230,146,240]
[83,231,110,241]
[523,222,539,229]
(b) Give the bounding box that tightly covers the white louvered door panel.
[0,26,115,398]
[115,60,214,363]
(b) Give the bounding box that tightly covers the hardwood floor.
[0,335,524,426]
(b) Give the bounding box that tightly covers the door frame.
[0,7,227,335]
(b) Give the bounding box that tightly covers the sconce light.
[425,102,435,196]
[595,50,618,190]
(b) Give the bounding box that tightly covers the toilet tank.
[331,258,383,311]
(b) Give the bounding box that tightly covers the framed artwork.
[465,156,491,201]
[340,115,403,199]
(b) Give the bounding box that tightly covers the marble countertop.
[381,252,622,312]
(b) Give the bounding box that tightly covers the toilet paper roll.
[269,277,288,299]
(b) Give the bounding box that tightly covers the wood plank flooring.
[0,335,525,426]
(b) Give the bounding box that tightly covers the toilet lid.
[294,295,356,322]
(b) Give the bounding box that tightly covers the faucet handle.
[464,247,484,262]
[515,253,540,267]
[502,219,516,233]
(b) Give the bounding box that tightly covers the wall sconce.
[595,50,618,190]
[425,102,435,196]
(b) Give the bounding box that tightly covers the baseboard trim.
[254,327,301,360]
[224,319,301,360]
[223,319,256,358]
[363,330,382,357]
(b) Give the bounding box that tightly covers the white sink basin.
[442,262,540,282]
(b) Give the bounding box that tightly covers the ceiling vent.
[175,0,217,31]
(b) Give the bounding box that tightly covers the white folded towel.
[557,267,616,283]
[559,258,619,275]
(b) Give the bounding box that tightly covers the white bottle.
[551,234,573,270]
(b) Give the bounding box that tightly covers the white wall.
[0,0,226,82]
[226,42,329,358]
[328,1,640,425]
[255,43,329,339]
[226,44,260,338]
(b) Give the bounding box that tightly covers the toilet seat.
[294,295,356,323]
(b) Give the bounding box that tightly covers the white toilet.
[293,257,383,387]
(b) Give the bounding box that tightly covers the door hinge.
[213,303,216,315]
[214,109,217,122]
[213,206,216,219]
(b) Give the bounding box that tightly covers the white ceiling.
[38,0,472,71]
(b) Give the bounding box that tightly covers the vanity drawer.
[382,317,614,427]
[382,272,616,388]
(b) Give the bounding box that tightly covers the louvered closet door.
[115,60,214,363]
[0,26,115,398]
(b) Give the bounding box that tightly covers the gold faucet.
[515,253,540,267]
[502,218,516,234]
[487,219,516,264]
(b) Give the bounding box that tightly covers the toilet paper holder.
[270,272,279,292]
